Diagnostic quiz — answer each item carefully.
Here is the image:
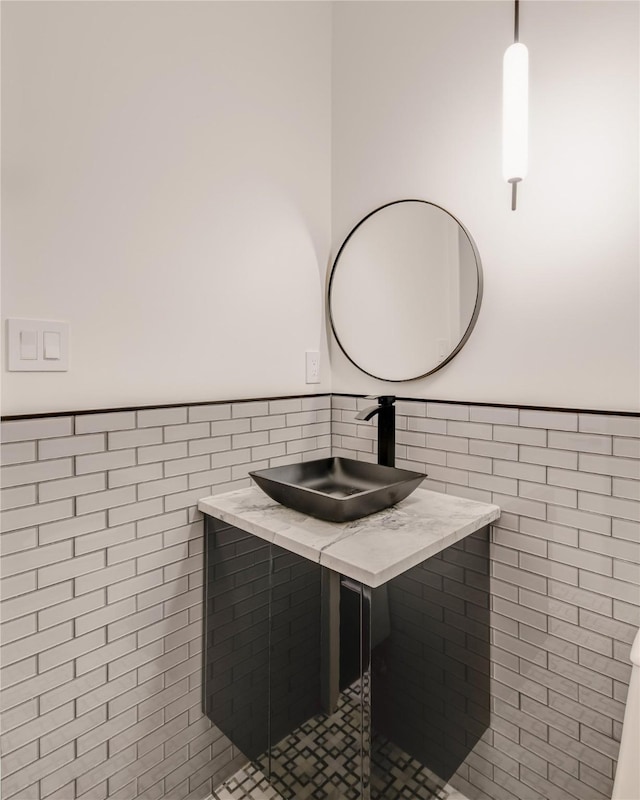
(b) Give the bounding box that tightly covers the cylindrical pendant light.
[502,0,528,210]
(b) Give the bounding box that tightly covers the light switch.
[7,319,69,371]
[43,331,61,360]
[20,330,38,360]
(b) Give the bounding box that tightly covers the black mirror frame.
[328,199,484,383]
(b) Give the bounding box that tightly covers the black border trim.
[2,392,638,422]
[1,393,332,422]
[332,393,640,418]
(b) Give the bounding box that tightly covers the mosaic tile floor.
[212,687,469,800]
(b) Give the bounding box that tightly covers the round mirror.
[328,200,483,382]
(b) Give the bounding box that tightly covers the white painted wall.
[4,2,638,415]
[2,1,331,415]
[331,1,640,412]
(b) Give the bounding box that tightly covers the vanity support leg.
[360,582,372,800]
[321,568,341,715]
[341,577,372,800]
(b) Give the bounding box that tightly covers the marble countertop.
[198,486,500,587]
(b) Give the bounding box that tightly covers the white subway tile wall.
[0,396,331,800]
[1,393,638,800]
[333,395,640,800]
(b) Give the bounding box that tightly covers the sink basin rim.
[249,457,427,522]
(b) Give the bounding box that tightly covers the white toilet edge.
[630,628,640,667]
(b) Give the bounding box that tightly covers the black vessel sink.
[249,457,426,523]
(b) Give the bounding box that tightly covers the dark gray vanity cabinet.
[202,517,271,759]
[370,533,492,786]
[202,516,323,763]
[203,514,490,800]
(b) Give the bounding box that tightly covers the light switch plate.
[7,319,69,372]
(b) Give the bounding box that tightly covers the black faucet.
[355,395,396,468]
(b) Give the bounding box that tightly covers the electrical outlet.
[305,351,320,384]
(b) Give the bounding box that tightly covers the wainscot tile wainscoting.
[0,396,331,800]
[1,392,638,800]
[333,395,640,800]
